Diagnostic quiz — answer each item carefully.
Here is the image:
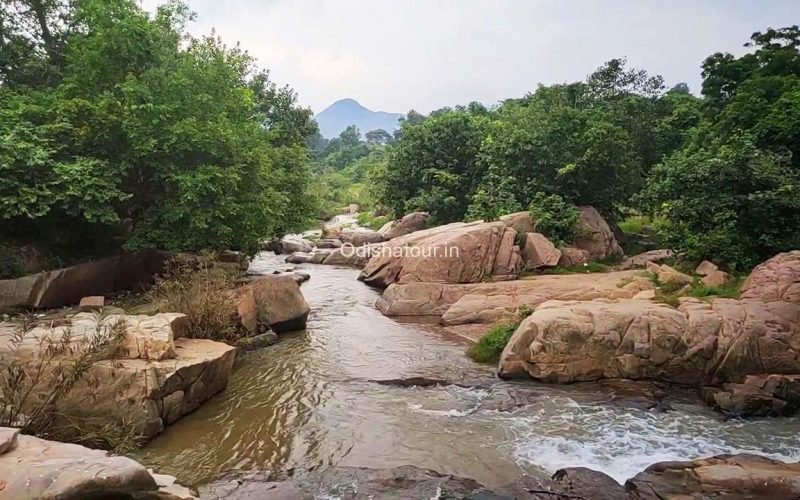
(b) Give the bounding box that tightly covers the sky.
[139,0,800,115]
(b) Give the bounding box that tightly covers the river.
[136,252,800,489]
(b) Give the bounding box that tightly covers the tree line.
[2,1,798,273]
[321,27,800,271]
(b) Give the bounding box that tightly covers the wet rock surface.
[197,457,800,499]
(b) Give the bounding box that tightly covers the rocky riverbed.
[136,251,800,498]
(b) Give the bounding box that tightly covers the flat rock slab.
[0,431,157,499]
[376,270,643,325]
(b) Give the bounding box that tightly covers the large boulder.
[499,296,800,385]
[626,454,800,499]
[740,250,800,303]
[359,221,522,288]
[279,237,314,254]
[573,206,623,261]
[522,233,561,269]
[376,270,645,323]
[321,245,377,267]
[248,275,310,333]
[703,374,800,417]
[285,252,313,264]
[0,251,165,312]
[378,212,430,240]
[0,428,196,499]
[315,238,343,249]
[0,313,235,440]
[499,211,535,236]
[340,230,385,247]
[0,431,158,498]
[558,246,590,267]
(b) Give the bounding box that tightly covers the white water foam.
[505,397,800,483]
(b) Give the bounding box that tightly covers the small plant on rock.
[468,306,534,363]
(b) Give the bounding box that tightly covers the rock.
[498,293,800,388]
[476,386,544,412]
[522,233,562,269]
[378,211,430,240]
[626,454,800,499]
[573,206,624,261]
[340,230,385,247]
[1,312,188,361]
[0,430,158,498]
[377,270,644,323]
[249,275,310,333]
[79,295,105,311]
[315,238,343,249]
[740,250,800,303]
[656,264,693,286]
[619,249,674,270]
[702,269,730,287]
[284,252,312,264]
[376,282,476,317]
[0,427,19,455]
[508,468,626,500]
[360,221,521,288]
[695,260,719,276]
[310,250,332,264]
[0,311,236,438]
[703,374,800,417]
[0,251,165,312]
[322,246,375,267]
[199,472,304,500]
[558,246,590,267]
[292,271,311,284]
[238,332,278,351]
[499,211,535,236]
[633,289,656,300]
[217,251,249,271]
[645,261,661,274]
[280,238,314,254]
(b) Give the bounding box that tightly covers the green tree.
[384,109,489,223]
[0,0,316,257]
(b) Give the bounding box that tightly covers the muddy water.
[137,252,800,488]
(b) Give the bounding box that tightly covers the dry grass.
[0,311,143,452]
[146,254,240,344]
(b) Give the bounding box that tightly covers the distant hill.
[315,98,404,138]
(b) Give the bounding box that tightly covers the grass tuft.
[467,306,534,363]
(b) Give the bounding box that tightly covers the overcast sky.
[139,0,799,114]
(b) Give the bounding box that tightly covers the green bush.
[467,306,534,363]
[528,192,580,245]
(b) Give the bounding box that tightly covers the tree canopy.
[1,0,317,257]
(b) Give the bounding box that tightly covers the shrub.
[357,211,392,230]
[0,311,142,452]
[642,136,800,271]
[528,192,580,245]
[467,306,534,363]
[147,255,240,344]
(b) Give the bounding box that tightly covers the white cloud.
[139,0,800,114]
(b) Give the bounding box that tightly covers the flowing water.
[137,252,800,488]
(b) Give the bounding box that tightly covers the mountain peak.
[315,98,404,138]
